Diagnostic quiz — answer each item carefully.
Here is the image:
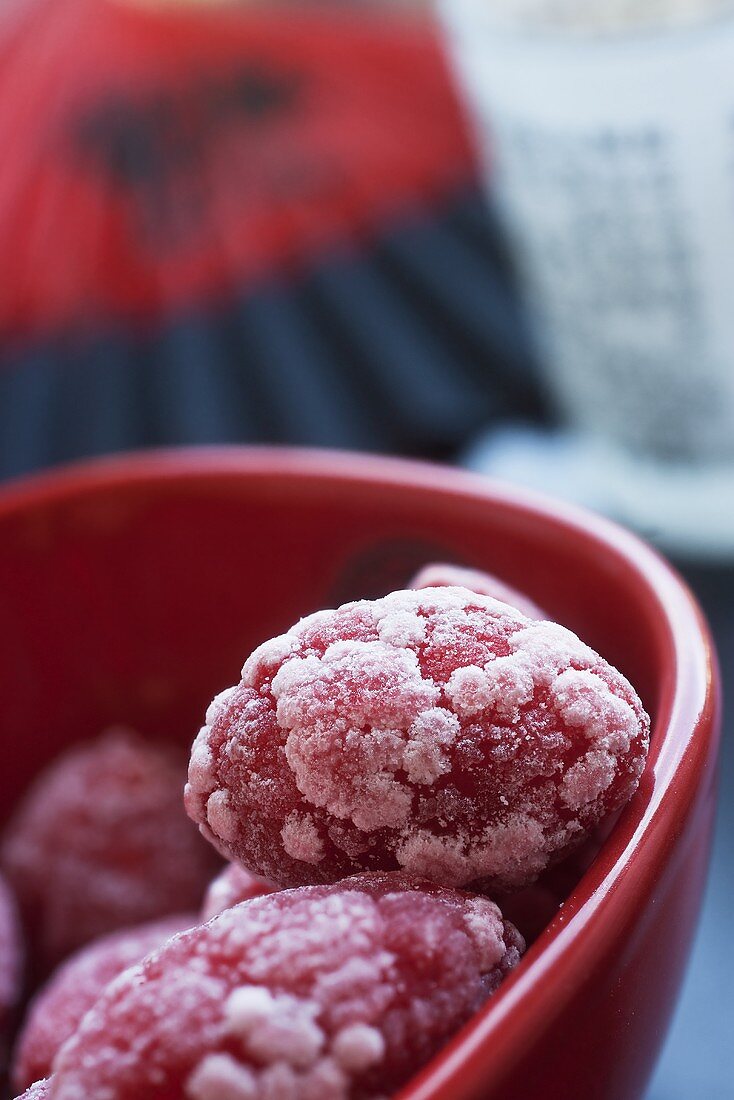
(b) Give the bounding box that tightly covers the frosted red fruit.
[2,730,221,973]
[15,1080,50,1100]
[201,865,276,922]
[1,872,23,1064]
[411,562,546,620]
[48,872,524,1100]
[12,914,194,1092]
[186,587,650,893]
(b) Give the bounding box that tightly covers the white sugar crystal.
[205,686,238,726]
[397,813,552,890]
[376,607,427,648]
[242,634,296,685]
[187,1054,257,1100]
[396,831,470,886]
[552,669,637,754]
[446,653,535,720]
[277,640,439,831]
[445,665,495,717]
[404,707,460,784]
[331,1023,386,1072]
[226,986,325,1069]
[462,897,506,971]
[560,749,617,809]
[226,985,279,1029]
[509,622,596,683]
[206,790,238,843]
[187,729,217,796]
[281,812,324,865]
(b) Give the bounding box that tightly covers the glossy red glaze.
[0,449,720,1100]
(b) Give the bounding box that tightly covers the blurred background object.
[0,0,542,476]
[0,1,732,1097]
[441,0,734,558]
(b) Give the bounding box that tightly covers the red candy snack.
[411,562,546,620]
[187,587,649,893]
[15,1081,50,1100]
[201,865,276,923]
[2,730,220,973]
[12,914,195,1092]
[1,872,23,1058]
[48,873,524,1100]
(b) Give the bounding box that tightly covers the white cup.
[439,2,734,463]
[439,1,734,553]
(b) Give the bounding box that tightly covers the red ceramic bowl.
[0,448,720,1100]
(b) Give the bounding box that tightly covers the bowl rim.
[0,446,721,1098]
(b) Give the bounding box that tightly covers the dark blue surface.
[647,566,734,1100]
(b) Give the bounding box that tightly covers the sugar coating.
[186,1054,257,1100]
[46,872,524,1100]
[281,811,325,865]
[1,730,221,975]
[331,1025,385,1073]
[225,985,324,1068]
[14,1081,51,1100]
[200,865,275,923]
[410,562,546,620]
[186,588,650,893]
[12,914,194,1092]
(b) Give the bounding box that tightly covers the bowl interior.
[0,449,669,831]
[0,447,712,1100]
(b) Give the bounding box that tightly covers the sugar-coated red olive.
[12,914,194,1092]
[48,872,524,1100]
[186,587,649,893]
[2,730,220,974]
